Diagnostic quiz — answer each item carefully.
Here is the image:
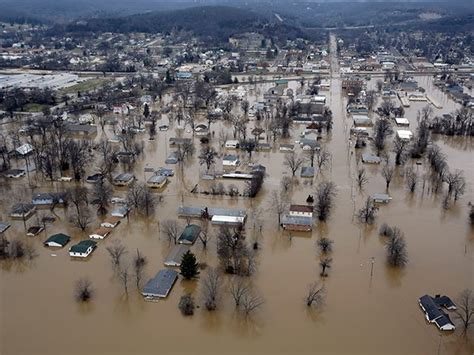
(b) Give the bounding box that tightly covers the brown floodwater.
[0,34,473,355]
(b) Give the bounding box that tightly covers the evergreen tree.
[143,103,150,119]
[180,250,199,280]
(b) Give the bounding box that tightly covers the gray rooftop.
[281,215,313,226]
[164,245,190,266]
[142,269,178,298]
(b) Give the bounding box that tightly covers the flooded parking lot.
[1,39,473,355]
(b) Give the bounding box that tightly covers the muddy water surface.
[0,35,473,355]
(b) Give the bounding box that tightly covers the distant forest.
[55,6,308,44]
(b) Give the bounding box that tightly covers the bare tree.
[385,230,408,267]
[393,137,408,166]
[373,118,393,154]
[201,267,221,311]
[381,164,395,189]
[69,206,92,232]
[319,257,332,277]
[91,178,112,215]
[69,140,92,181]
[358,197,378,224]
[316,148,331,171]
[106,240,127,270]
[405,167,417,193]
[241,291,264,316]
[133,249,147,288]
[317,237,333,255]
[365,90,377,112]
[356,167,369,190]
[119,264,130,294]
[179,294,195,316]
[74,277,94,302]
[229,277,251,307]
[281,176,292,193]
[199,146,218,173]
[379,98,395,118]
[306,282,325,307]
[269,190,288,226]
[314,181,337,221]
[454,289,474,336]
[284,153,304,177]
[162,219,179,245]
[443,170,466,201]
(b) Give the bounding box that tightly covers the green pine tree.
[180,250,199,280]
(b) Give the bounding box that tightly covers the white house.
[395,118,410,127]
[101,216,121,228]
[396,129,414,141]
[89,227,111,240]
[223,154,240,167]
[69,240,97,258]
[225,140,240,149]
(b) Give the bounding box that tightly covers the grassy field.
[59,77,111,95]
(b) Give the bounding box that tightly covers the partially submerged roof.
[281,215,313,226]
[290,204,314,213]
[142,269,178,298]
[0,222,11,233]
[178,224,201,244]
[164,245,190,267]
[301,166,315,178]
[70,240,97,253]
[44,233,70,247]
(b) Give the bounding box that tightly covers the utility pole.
[370,257,375,278]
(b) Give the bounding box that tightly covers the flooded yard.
[0,37,473,355]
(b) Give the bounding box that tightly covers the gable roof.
[44,233,70,246]
[70,240,97,253]
[178,224,201,244]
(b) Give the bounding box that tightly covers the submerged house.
[177,224,201,245]
[89,227,111,240]
[113,173,135,186]
[289,204,314,218]
[101,216,121,229]
[26,225,44,236]
[419,294,456,331]
[69,240,97,258]
[44,233,70,248]
[281,215,313,232]
[142,269,178,299]
[362,153,382,164]
[111,206,131,218]
[147,174,168,189]
[372,193,392,204]
[10,204,36,219]
[164,245,190,267]
[222,154,240,167]
[32,192,68,207]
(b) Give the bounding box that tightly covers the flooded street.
[0,34,473,355]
